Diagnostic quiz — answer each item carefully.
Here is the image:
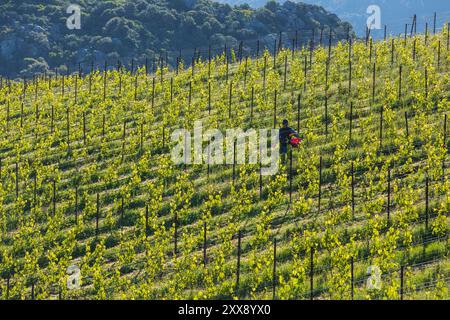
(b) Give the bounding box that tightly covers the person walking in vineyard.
[279,119,301,165]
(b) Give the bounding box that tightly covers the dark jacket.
[279,126,299,154]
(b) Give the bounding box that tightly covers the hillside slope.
[0,25,449,299]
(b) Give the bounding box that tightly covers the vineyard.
[0,24,449,300]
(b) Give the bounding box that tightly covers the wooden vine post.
[272,238,277,300]
[263,56,267,93]
[189,81,192,107]
[405,112,409,139]
[236,230,242,295]
[207,81,212,114]
[350,257,354,300]
[351,161,355,220]
[318,156,322,214]
[152,77,155,109]
[304,55,307,92]
[443,114,448,179]
[259,149,263,200]
[387,168,391,224]
[391,38,395,65]
[203,218,207,266]
[52,180,56,216]
[121,197,124,224]
[425,176,429,230]
[232,140,236,185]
[75,187,78,224]
[134,74,138,101]
[250,87,254,123]
[325,58,329,136]
[289,149,293,203]
[51,105,54,133]
[310,248,314,300]
[273,89,277,129]
[144,205,149,237]
[372,62,376,105]
[174,211,178,259]
[433,12,436,35]
[228,81,232,119]
[400,266,405,300]
[140,123,144,152]
[348,39,352,96]
[379,105,383,151]
[349,101,353,142]
[83,112,86,145]
[297,94,301,132]
[96,193,100,236]
[15,162,19,199]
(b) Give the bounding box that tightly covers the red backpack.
[289,134,302,147]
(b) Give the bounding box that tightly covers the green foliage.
[0,23,449,300]
[0,0,352,78]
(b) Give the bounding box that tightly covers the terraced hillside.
[0,25,449,300]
